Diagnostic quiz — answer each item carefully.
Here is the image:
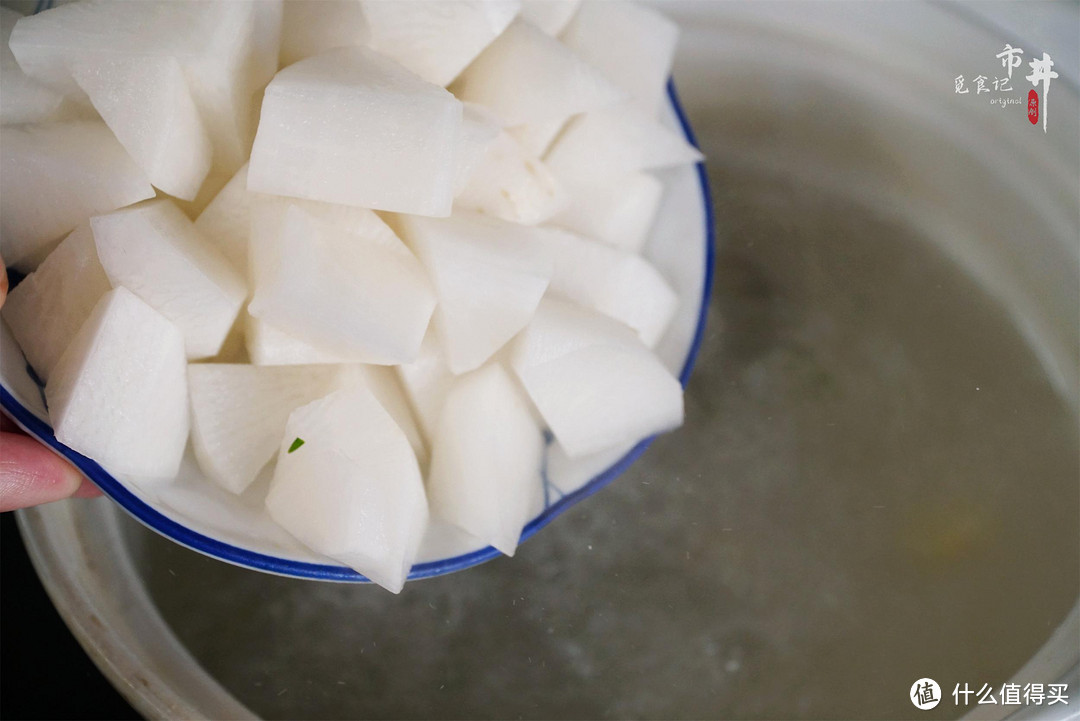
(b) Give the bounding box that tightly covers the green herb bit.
[288,437,305,454]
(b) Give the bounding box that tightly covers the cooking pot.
[13,2,1078,718]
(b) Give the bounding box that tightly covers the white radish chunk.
[544,107,703,194]
[251,0,285,84]
[280,0,367,67]
[8,1,202,100]
[0,7,64,125]
[1,223,110,382]
[455,130,568,225]
[529,227,677,347]
[8,1,277,173]
[395,331,454,444]
[518,0,580,36]
[0,121,154,271]
[507,116,565,158]
[428,363,544,556]
[550,170,663,254]
[248,203,435,364]
[45,287,189,480]
[194,163,251,275]
[452,102,502,196]
[396,212,552,374]
[252,192,407,244]
[204,180,412,281]
[91,199,247,360]
[247,192,433,361]
[510,298,683,457]
[188,363,341,494]
[179,0,278,172]
[170,0,282,173]
[330,364,428,467]
[71,55,212,201]
[451,19,623,126]
[248,46,462,216]
[266,386,429,593]
[544,435,637,494]
[244,314,356,367]
[361,0,519,87]
[561,1,678,117]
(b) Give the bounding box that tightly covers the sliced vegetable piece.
[266,386,429,593]
[0,121,154,271]
[1,223,110,382]
[248,46,462,216]
[396,211,552,374]
[428,363,544,556]
[510,298,683,457]
[45,287,189,480]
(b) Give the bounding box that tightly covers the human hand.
[0,254,102,512]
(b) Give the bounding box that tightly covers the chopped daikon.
[91,199,247,360]
[188,363,340,494]
[455,130,568,225]
[451,19,623,126]
[452,102,502,196]
[248,46,462,216]
[362,0,520,86]
[248,203,435,364]
[511,298,683,457]
[71,55,212,200]
[396,330,455,444]
[244,314,357,367]
[194,163,252,275]
[1,223,110,382]
[0,7,64,125]
[550,171,663,254]
[266,386,429,593]
[545,107,703,194]
[529,227,677,347]
[0,121,154,271]
[8,1,278,172]
[330,364,428,467]
[507,116,566,158]
[561,1,678,117]
[45,288,189,480]
[396,211,552,374]
[428,363,544,556]
[518,0,580,36]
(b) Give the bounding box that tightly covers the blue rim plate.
[1,80,715,583]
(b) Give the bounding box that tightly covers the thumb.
[0,431,100,512]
